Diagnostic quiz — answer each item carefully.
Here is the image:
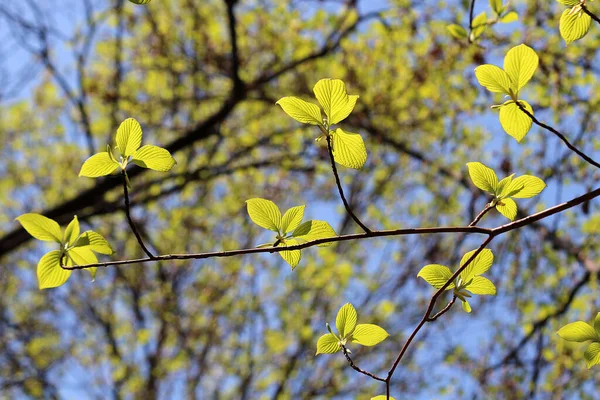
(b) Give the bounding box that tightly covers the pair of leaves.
[79,118,176,178]
[558,0,592,44]
[475,44,539,142]
[446,1,518,41]
[316,303,389,355]
[467,162,546,221]
[277,79,367,169]
[557,313,600,368]
[246,198,337,269]
[418,249,496,313]
[16,214,113,289]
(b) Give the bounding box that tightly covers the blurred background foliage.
[1,0,600,398]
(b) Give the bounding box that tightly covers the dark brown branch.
[121,171,155,259]
[326,134,371,233]
[427,296,457,322]
[340,345,386,382]
[469,204,493,227]
[516,101,600,169]
[467,0,477,43]
[582,4,600,26]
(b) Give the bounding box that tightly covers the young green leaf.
[129,0,152,4]
[459,248,493,283]
[336,303,358,339]
[316,333,341,355]
[447,24,468,39]
[331,128,367,169]
[37,250,71,290]
[504,175,546,198]
[115,118,143,157]
[498,100,533,142]
[496,174,515,197]
[15,213,63,243]
[351,324,389,346]
[79,152,120,177]
[131,145,176,172]
[474,65,512,94]
[246,198,282,232]
[560,8,591,44]
[462,300,472,313]
[503,44,538,94]
[557,321,599,342]
[594,313,600,335]
[466,162,498,194]
[466,276,497,295]
[496,198,518,221]
[313,79,358,125]
[584,343,600,369]
[68,247,98,279]
[490,0,503,14]
[278,238,301,269]
[63,216,80,245]
[292,220,337,246]
[276,97,323,125]
[557,0,583,5]
[280,205,305,234]
[73,231,114,254]
[371,396,396,400]
[500,11,519,23]
[471,11,488,40]
[417,264,455,289]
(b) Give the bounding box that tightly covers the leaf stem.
[340,345,386,382]
[326,134,372,233]
[122,171,155,259]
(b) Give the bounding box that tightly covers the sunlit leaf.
[560,8,591,44]
[280,205,305,234]
[129,0,152,4]
[331,128,367,169]
[246,198,282,232]
[447,24,467,39]
[496,198,518,221]
[490,0,503,14]
[417,264,455,290]
[37,250,71,290]
[459,249,493,283]
[276,97,323,125]
[504,44,538,94]
[594,313,600,336]
[498,100,533,142]
[79,152,120,178]
[278,238,301,269]
[131,145,176,172]
[585,343,600,369]
[462,300,472,313]
[115,118,143,157]
[466,162,498,194]
[316,333,340,355]
[68,247,98,279]
[336,303,358,338]
[292,220,337,247]
[16,213,63,243]
[500,11,519,23]
[63,216,80,245]
[496,174,515,198]
[557,321,599,342]
[313,79,358,125]
[73,231,114,254]
[467,276,497,295]
[351,324,389,346]
[471,11,488,40]
[474,65,512,94]
[557,0,582,5]
[371,396,396,400]
[505,175,546,198]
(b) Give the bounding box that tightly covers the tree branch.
[121,171,155,259]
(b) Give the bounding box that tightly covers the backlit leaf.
[280,205,305,234]
[292,220,337,247]
[447,24,467,39]
[336,303,358,338]
[500,11,519,23]
[496,198,518,221]
[68,247,98,279]
[16,213,62,243]
[129,0,152,5]
[462,300,472,313]
[490,0,503,14]
[313,79,358,125]
[594,313,600,335]
[79,152,120,178]
[585,343,600,369]
[37,250,71,290]
[557,321,599,342]
[316,333,340,355]
[471,11,488,40]
[466,162,498,194]
[276,97,323,125]
[73,231,114,254]
[278,238,301,269]
[474,65,512,94]
[505,175,546,198]
[504,44,538,94]
[467,276,497,295]
[63,216,80,245]
[246,198,282,232]
[351,324,389,346]
[115,118,143,157]
[131,145,176,172]
[331,128,367,169]
[417,264,455,289]
[371,396,396,400]
[560,8,591,44]
[459,248,493,283]
[498,100,533,142]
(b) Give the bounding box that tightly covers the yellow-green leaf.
[496,197,518,221]
[276,97,323,125]
[313,79,358,125]
[505,175,546,198]
[471,11,488,40]
[280,205,305,234]
[351,324,389,346]
[37,250,71,290]
[447,24,467,39]
[490,0,503,14]
[115,118,143,157]
[459,248,493,283]
[16,213,63,243]
[474,64,512,94]
[498,100,533,142]
[316,333,340,355]
[79,152,120,178]
[336,303,358,338]
[417,264,455,290]
[292,220,337,247]
[246,198,282,232]
[467,276,497,295]
[585,343,600,369]
[68,247,98,279]
[557,321,599,342]
[466,162,498,194]
[560,8,591,44]
[63,216,80,245]
[504,44,538,94]
[496,174,515,197]
[594,313,600,335]
[129,0,152,4]
[73,231,114,254]
[371,396,396,400]
[331,128,367,169]
[131,145,176,172]
[462,300,472,313]
[500,11,519,23]
[557,0,582,5]
[278,238,301,269]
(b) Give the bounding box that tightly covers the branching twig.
[469,203,493,227]
[122,172,155,259]
[427,296,457,322]
[341,345,386,382]
[326,134,371,233]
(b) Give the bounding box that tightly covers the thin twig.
[122,171,155,259]
[469,204,493,227]
[516,101,600,169]
[326,134,372,233]
[467,0,477,43]
[341,345,386,382]
[582,4,600,26]
[427,296,457,322]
